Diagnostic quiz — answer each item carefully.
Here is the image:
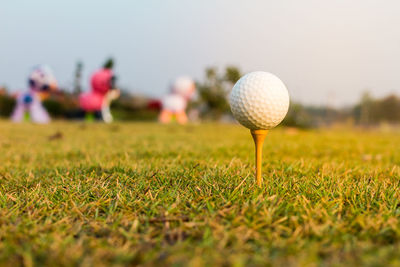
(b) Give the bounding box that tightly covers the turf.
[1,121,400,266]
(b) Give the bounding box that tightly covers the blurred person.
[159,76,196,124]
[79,59,120,122]
[11,65,57,123]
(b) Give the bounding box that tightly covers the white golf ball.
[229,71,290,130]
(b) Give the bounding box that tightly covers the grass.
[1,120,400,266]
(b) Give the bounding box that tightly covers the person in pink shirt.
[79,59,120,122]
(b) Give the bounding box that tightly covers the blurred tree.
[359,91,373,126]
[224,66,241,84]
[196,66,242,119]
[0,86,7,95]
[103,58,114,69]
[375,95,400,123]
[354,92,400,125]
[0,90,15,117]
[73,61,83,94]
[282,102,313,128]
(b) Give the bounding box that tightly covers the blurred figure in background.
[11,65,58,123]
[159,76,196,124]
[79,59,120,122]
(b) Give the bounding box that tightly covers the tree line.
[1,66,399,127]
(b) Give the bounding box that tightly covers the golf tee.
[251,129,268,187]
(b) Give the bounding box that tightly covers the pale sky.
[1,0,400,106]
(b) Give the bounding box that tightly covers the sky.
[1,0,400,106]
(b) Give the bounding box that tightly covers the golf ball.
[229,71,290,130]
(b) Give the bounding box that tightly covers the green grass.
[1,121,400,266]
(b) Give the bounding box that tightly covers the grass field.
[1,121,400,266]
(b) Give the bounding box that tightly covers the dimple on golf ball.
[229,71,290,130]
